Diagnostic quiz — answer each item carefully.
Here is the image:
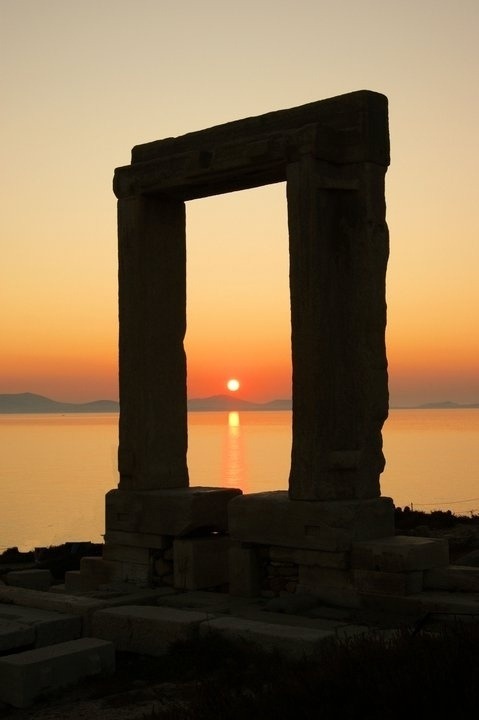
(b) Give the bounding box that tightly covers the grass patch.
[138,624,479,719]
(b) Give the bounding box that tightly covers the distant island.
[0,393,478,414]
[0,393,120,414]
[0,392,291,414]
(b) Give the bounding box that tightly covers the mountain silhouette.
[0,392,292,414]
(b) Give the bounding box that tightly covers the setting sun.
[227,378,240,392]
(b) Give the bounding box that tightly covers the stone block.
[154,558,173,577]
[229,492,394,551]
[6,570,52,591]
[268,545,350,569]
[351,535,449,572]
[174,535,230,590]
[297,565,360,608]
[102,543,152,564]
[0,605,81,648]
[104,530,170,550]
[0,621,34,653]
[116,560,151,583]
[0,637,115,708]
[353,569,424,596]
[90,605,205,655]
[200,616,334,659]
[64,571,101,594]
[65,557,122,593]
[106,486,241,536]
[155,590,238,614]
[299,565,354,590]
[228,543,261,597]
[423,565,479,592]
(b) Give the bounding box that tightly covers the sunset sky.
[1,0,478,406]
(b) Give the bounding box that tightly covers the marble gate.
[101,90,398,596]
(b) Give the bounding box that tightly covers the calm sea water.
[0,410,478,551]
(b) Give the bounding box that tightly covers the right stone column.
[287,157,389,501]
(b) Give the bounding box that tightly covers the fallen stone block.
[200,616,334,659]
[90,605,206,655]
[0,585,168,635]
[5,570,52,592]
[65,557,123,592]
[354,569,424,596]
[80,556,121,578]
[454,549,479,567]
[155,590,243,614]
[352,535,449,572]
[0,637,115,708]
[174,535,230,590]
[423,565,479,592]
[0,620,35,653]
[0,604,81,648]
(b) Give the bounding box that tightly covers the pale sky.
[1,0,478,405]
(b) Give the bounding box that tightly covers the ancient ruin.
[73,91,450,604]
[3,91,479,710]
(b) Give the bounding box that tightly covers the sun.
[226,378,240,392]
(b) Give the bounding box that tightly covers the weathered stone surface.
[104,530,170,550]
[351,535,449,572]
[228,543,262,597]
[0,586,108,620]
[117,193,188,492]
[65,557,122,593]
[0,621,34,653]
[106,486,242,536]
[116,90,389,198]
[423,565,479,592]
[268,545,349,569]
[174,535,230,590]
[91,605,205,655]
[354,569,424,596]
[5,570,52,592]
[287,157,389,500]
[200,616,334,659]
[0,605,81,648]
[0,638,115,708]
[298,566,354,591]
[228,492,394,551]
[102,544,151,564]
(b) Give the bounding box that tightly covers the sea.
[1,409,478,551]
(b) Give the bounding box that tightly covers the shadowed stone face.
[114,90,390,502]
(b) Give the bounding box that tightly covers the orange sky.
[1,1,478,406]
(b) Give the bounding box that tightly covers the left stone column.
[117,194,189,491]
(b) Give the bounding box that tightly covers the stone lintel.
[131,90,388,164]
[351,535,450,573]
[106,486,242,537]
[114,90,389,199]
[228,492,394,552]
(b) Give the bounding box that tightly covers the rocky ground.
[1,510,479,719]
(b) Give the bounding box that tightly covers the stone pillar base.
[228,492,394,552]
[105,486,242,537]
